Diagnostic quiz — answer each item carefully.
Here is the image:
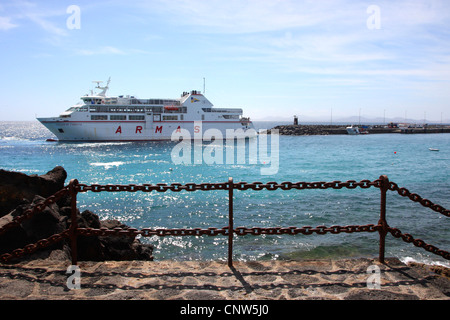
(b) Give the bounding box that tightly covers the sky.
[0,0,449,122]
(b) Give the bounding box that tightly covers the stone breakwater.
[264,125,450,136]
[0,258,449,300]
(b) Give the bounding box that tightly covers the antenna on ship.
[93,80,102,88]
[203,77,206,94]
[92,77,111,97]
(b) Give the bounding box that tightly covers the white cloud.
[145,0,357,34]
[25,13,68,36]
[1,0,68,35]
[0,16,17,30]
[179,0,450,85]
[75,46,126,56]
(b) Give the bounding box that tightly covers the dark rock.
[80,209,101,229]
[0,166,67,217]
[0,195,68,259]
[39,166,68,186]
[0,167,153,263]
[132,240,154,260]
[21,195,65,240]
[76,214,153,261]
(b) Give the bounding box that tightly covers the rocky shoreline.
[0,167,153,263]
[265,124,450,135]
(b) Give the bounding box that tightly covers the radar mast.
[93,77,111,97]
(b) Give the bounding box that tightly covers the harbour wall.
[265,125,450,136]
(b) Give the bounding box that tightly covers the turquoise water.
[0,121,449,266]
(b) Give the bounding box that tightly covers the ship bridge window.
[104,98,118,104]
[83,98,103,104]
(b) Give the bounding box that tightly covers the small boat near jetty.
[346,126,360,135]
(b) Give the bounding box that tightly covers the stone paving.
[0,257,449,300]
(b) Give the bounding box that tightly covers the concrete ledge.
[0,258,449,300]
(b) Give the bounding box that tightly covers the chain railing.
[0,175,448,266]
[0,187,71,263]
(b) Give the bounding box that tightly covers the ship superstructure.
[37,78,254,141]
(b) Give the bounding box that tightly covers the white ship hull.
[37,119,255,141]
[37,79,255,141]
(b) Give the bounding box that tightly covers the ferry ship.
[37,78,255,141]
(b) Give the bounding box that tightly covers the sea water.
[0,121,449,266]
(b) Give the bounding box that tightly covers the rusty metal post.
[228,177,234,267]
[378,175,389,263]
[69,179,79,266]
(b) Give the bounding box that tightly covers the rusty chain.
[0,187,69,237]
[388,227,450,260]
[76,224,380,238]
[233,224,379,235]
[0,230,70,263]
[1,177,448,263]
[387,182,450,217]
[69,178,450,262]
[77,226,230,237]
[75,178,448,219]
[0,187,71,263]
[75,179,381,193]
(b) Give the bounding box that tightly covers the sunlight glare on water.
[0,121,449,266]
